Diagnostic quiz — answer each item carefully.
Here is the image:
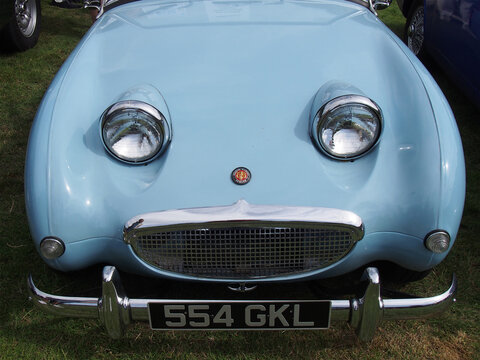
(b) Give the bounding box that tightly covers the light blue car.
[26,0,465,341]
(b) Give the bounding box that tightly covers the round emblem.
[232,167,251,185]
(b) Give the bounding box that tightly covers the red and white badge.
[231,167,251,185]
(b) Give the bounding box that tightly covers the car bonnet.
[29,0,443,244]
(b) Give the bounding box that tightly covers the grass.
[1,1,479,359]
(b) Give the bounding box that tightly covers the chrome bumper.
[27,266,456,341]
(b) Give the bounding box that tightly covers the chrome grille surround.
[124,200,364,280]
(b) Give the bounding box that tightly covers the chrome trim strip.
[124,200,364,241]
[28,266,457,341]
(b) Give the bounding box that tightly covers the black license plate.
[148,301,331,330]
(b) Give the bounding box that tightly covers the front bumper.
[28,266,456,341]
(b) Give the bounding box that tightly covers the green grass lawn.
[1,1,479,359]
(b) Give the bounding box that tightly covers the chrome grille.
[128,223,360,279]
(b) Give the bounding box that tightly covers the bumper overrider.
[28,266,456,341]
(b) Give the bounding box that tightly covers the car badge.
[232,167,251,185]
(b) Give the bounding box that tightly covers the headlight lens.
[101,101,169,164]
[313,95,382,159]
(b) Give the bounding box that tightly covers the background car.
[0,0,41,51]
[399,0,480,107]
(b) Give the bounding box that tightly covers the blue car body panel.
[25,0,465,282]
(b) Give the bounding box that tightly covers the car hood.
[28,0,444,244]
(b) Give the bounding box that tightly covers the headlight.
[101,100,171,164]
[312,95,382,160]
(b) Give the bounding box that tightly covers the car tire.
[1,0,41,51]
[404,0,426,59]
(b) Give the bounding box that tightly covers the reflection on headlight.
[101,100,170,164]
[313,95,382,160]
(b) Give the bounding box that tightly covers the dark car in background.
[0,0,41,51]
[398,0,480,107]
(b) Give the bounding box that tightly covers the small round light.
[101,100,170,164]
[425,231,450,254]
[313,95,382,159]
[40,237,65,260]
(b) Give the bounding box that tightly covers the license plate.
[148,300,331,330]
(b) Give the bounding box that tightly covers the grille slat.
[130,224,358,279]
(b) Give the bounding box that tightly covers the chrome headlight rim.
[312,95,383,160]
[101,100,171,165]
